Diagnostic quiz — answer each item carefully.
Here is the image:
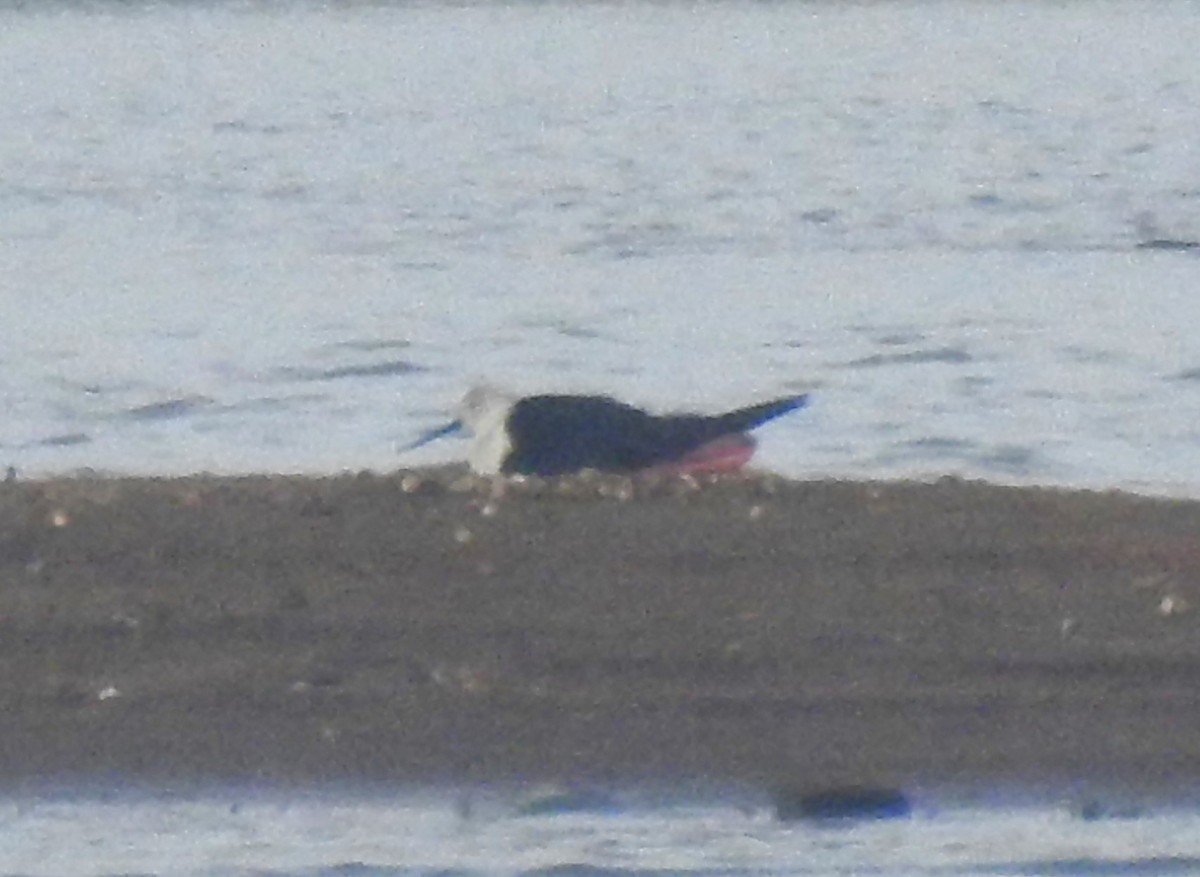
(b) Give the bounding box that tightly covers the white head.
[456,384,515,475]
[403,385,519,475]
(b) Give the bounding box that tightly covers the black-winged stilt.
[405,386,809,477]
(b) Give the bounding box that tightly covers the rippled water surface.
[2,0,1199,493]
[6,786,1200,877]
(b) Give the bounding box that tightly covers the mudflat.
[1,469,1198,798]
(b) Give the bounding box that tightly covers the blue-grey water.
[7,785,1200,877]
[3,0,1200,495]
[4,0,1200,872]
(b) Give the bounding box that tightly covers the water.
[5,786,1200,877]
[4,1,1200,871]
[2,0,1199,493]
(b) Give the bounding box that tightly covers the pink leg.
[647,434,757,475]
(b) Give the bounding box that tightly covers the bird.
[404,385,809,477]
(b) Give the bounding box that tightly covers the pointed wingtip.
[760,393,811,426]
[772,393,811,418]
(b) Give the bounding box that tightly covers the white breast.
[465,404,513,475]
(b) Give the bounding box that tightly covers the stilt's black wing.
[503,393,809,476]
[647,394,809,461]
[503,395,664,475]
[703,394,810,435]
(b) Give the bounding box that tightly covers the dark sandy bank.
[1,469,1198,798]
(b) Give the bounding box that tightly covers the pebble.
[1158,594,1188,616]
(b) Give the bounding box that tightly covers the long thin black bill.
[401,419,463,452]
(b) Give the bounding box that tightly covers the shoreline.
[2,469,1198,798]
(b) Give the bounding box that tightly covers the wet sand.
[1,469,1198,798]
